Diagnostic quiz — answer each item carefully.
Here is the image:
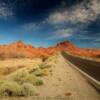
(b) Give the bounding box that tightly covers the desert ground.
[0,53,99,100]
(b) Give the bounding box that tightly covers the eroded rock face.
[0,41,100,58]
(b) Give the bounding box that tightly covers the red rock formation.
[0,41,100,58]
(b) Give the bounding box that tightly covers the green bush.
[0,80,36,97]
[0,80,22,97]
[39,64,51,69]
[30,68,43,76]
[8,69,43,86]
[0,69,44,97]
[22,74,43,86]
[9,70,29,84]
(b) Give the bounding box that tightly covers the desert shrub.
[41,69,49,76]
[39,64,51,69]
[21,74,43,86]
[30,68,50,77]
[30,68,43,76]
[0,80,22,97]
[39,64,44,69]
[21,83,35,96]
[9,70,29,84]
[0,80,36,97]
[0,69,43,97]
[8,69,43,86]
[33,79,43,86]
[46,54,59,63]
[29,68,37,73]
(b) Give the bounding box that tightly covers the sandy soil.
[0,58,42,77]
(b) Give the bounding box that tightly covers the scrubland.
[0,53,58,98]
[0,53,99,100]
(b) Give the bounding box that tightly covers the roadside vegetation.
[0,54,59,97]
[0,69,43,97]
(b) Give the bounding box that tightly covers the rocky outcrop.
[0,41,100,59]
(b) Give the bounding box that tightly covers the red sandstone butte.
[0,40,100,58]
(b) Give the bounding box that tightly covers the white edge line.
[66,59,100,90]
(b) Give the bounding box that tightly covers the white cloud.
[0,3,13,19]
[46,28,77,40]
[21,23,39,32]
[46,11,67,24]
[14,22,42,34]
[44,0,100,40]
[47,0,100,24]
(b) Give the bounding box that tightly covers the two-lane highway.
[62,52,100,82]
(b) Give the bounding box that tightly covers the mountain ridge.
[0,41,100,58]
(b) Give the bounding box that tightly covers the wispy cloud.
[13,0,100,42]
[0,3,13,19]
[43,0,100,42]
[20,23,39,33]
[46,0,100,24]
[46,28,77,40]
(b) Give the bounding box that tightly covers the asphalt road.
[62,52,100,82]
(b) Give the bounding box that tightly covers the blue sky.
[0,0,100,48]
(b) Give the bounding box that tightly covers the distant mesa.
[56,41,74,47]
[0,40,100,58]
